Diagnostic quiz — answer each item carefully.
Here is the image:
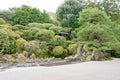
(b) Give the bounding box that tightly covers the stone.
[23,51,28,58]
[64,56,73,62]
[17,54,26,63]
[30,53,36,62]
[2,54,10,59]
[47,57,55,62]
[86,55,93,61]
[2,54,13,63]
[83,44,89,52]
[104,53,111,57]
[77,46,83,56]
[0,58,6,63]
[65,55,80,62]
[15,52,19,59]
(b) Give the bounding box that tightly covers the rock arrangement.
[64,44,111,62]
[0,44,111,69]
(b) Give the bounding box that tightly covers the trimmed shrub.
[67,44,78,55]
[0,18,6,24]
[35,29,55,42]
[52,46,65,58]
[16,38,27,52]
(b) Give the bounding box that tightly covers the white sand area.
[0,58,120,80]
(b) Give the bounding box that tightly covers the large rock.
[30,53,36,62]
[83,44,89,52]
[23,51,28,58]
[64,56,73,62]
[47,57,55,63]
[2,54,13,63]
[17,54,26,63]
[64,55,80,62]
[86,55,93,61]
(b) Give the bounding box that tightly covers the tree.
[13,5,52,25]
[0,28,16,54]
[56,0,82,28]
[78,8,111,25]
[41,10,52,23]
[84,0,120,24]
[77,8,120,57]
[98,0,119,16]
[0,10,15,24]
[98,0,120,24]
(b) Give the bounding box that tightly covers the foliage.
[77,8,120,57]
[111,14,120,24]
[27,27,40,40]
[49,26,62,35]
[13,5,52,25]
[28,23,44,29]
[67,44,78,55]
[98,0,120,24]
[28,23,57,29]
[52,35,67,47]
[98,0,119,16]
[56,0,82,28]
[41,10,52,23]
[52,46,66,58]
[0,28,16,54]
[0,10,15,24]
[0,18,6,24]
[39,41,49,55]
[35,29,55,42]
[78,8,111,25]
[15,24,28,30]
[16,38,27,52]
[0,4,120,59]
[83,0,120,24]
[24,40,40,54]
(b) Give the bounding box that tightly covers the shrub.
[52,46,65,58]
[35,29,55,42]
[15,24,28,30]
[52,35,67,47]
[42,23,55,29]
[28,23,44,29]
[49,26,62,35]
[67,44,78,55]
[24,40,40,54]
[0,28,16,54]
[28,23,55,29]
[16,38,27,52]
[27,27,40,40]
[0,18,6,24]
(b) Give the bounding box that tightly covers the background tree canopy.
[12,5,52,25]
[56,0,82,28]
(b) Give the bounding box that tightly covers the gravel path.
[0,58,120,80]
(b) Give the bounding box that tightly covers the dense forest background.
[0,0,120,60]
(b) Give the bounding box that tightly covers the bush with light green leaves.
[52,46,66,58]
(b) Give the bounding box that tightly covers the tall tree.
[77,8,120,57]
[13,5,52,25]
[98,0,119,15]
[84,0,120,24]
[0,10,15,24]
[56,0,82,28]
